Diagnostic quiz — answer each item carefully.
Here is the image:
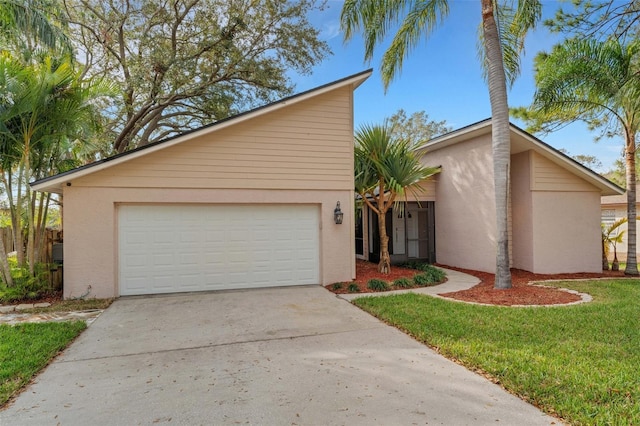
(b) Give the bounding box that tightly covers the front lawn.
[353,279,640,425]
[0,321,86,406]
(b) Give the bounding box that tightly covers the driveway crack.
[59,326,383,363]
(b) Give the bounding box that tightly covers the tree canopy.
[387,109,451,147]
[62,0,330,152]
[546,0,640,39]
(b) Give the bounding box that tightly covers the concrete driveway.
[2,286,559,425]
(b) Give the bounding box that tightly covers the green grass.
[0,321,86,406]
[353,279,640,425]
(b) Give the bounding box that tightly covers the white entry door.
[118,204,320,295]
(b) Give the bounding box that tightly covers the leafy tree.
[341,0,542,288]
[354,123,440,274]
[61,0,330,153]
[603,156,640,187]
[546,0,640,39]
[387,109,451,147]
[557,148,603,170]
[0,54,110,278]
[513,38,640,275]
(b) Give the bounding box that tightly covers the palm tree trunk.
[377,177,391,274]
[624,129,638,275]
[482,0,512,289]
[378,209,391,274]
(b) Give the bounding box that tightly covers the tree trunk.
[612,246,619,271]
[482,0,512,289]
[378,208,391,274]
[602,238,609,271]
[0,236,13,287]
[624,130,638,275]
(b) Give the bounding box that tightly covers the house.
[31,70,372,299]
[358,120,624,274]
[601,185,638,261]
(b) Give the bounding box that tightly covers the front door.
[406,202,436,263]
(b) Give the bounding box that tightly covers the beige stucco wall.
[511,151,534,271]
[532,191,601,273]
[424,138,603,274]
[61,86,357,299]
[423,134,498,272]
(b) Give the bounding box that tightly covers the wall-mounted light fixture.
[334,201,344,224]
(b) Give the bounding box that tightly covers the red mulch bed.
[326,260,627,306]
[439,265,625,306]
[329,260,439,294]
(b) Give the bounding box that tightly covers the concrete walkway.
[1,285,559,425]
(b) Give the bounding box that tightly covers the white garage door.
[118,204,320,295]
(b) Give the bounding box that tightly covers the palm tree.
[602,218,627,271]
[0,54,109,275]
[516,38,640,275]
[341,0,542,288]
[0,0,71,58]
[355,122,440,273]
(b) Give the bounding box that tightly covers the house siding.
[531,151,595,192]
[73,88,353,191]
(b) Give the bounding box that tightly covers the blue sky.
[289,0,623,172]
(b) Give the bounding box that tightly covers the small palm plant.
[602,218,627,271]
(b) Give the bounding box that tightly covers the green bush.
[413,267,446,287]
[400,260,422,270]
[331,282,344,291]
[347,283,360,293]
[0,263,53,303]
[393,277,413,288]
[419,265,446,282]
[367,278,389,291]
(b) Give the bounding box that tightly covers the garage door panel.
[119,204,320,295]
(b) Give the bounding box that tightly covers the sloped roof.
[420,119,624,196]
[32,69,373,194]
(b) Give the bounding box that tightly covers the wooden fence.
[0,227,63,289]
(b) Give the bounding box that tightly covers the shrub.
[413,267,446,287]
[367,278,389,291]
[0,263,53,303]
[393,277,413,288]
[400,260,422,270]
[419,265,446,282]
[347,283,360,293]
[331,282,344,291]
